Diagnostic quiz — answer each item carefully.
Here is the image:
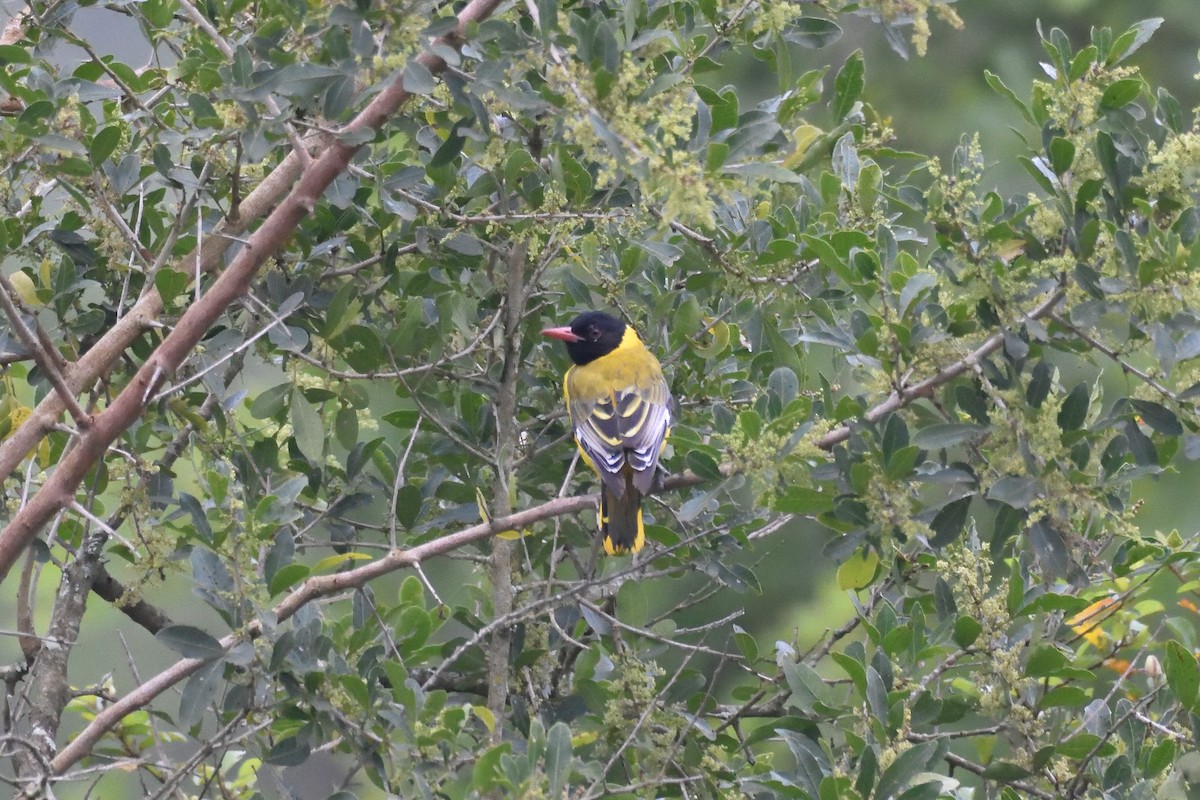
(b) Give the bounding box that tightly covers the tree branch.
[0,0,508,582]
[10,536,104,787]
[485,241,529,738]
[49,492,595,775]
[812,284,1066,450]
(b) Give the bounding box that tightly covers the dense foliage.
[4,0,1200,798]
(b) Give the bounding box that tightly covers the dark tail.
[600,482,645,555]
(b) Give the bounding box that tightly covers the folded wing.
[567,362,671,496]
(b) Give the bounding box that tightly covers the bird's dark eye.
[589,326,601,340]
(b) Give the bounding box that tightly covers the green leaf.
[155,268,188,307]
[953,616,982,648]
[832,50,864,120]
[269,563,310,596]
[1129,399,1183,436]
[0,45,32,64]
[1048,136,1075,175]
[156,625,226,661]
[634,239,682,266]
[738,410,762,440]
[982,761,1032,780]
[1029,520,1070,577]
[179,657,224,729]
[685,450,722,481]
[545,722,572,797]
[881,413,909,461]
[335,406,359,451]
[987,476,1039,509]
[472,743,511,792]
[291,389,324,462]
[1106,18,1163,65]
[1040,685,1090,709]
[865,664,888,722]
[775,487,834,515]
[347,438,383,481]
[884,444,921,480]
[733,624,759,662]
[1067,45,1097,83]
[767,366,799,406]
[1157,87,1184,133]
[90,125,122,165]
[395,484,423,529]
[929,497,972,547]
[265,736,310,766]
[1165,641,1199,710]
[1016,593,1091,618]
[836,548,878,590]
[1146,739,1175,778]
[786,17,841,49]
[251,383,291,419]
[765,323,804,374]
[782,660,834,712]
[696,84,738,132]
[402,61,437,94]
[1058,733,1113,760]
[984,70,1034,124]
[1025,645,1068,678]
[1019,155,1057,193]
[831,650,866,696]
[1057,383,1090,431]
[911,423,986,450]
[874,741,938,800]
[1099,78,1142,110]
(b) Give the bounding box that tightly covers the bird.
[542,311,672,554]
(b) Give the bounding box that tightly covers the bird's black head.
[542,311,627,366]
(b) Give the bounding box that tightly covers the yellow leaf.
[4,405,49,464]
[571,730,598,748]
[836,548,879,590]
[1067,597,1119,648]
[693,320,730,359]
[9,270,41,306]
[994,240,1027,265]
[312,552,373,573]
[495,528,528,540]
[7,404,31,432]
[783,124,824,168]
[476,488,527,538]
[472,704,495,733]
[475,487,490,523]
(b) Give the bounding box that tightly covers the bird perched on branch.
[542,311,672,554]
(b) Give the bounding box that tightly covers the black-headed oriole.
[542,311,672,554]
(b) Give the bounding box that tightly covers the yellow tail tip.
[601,508,645,555]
